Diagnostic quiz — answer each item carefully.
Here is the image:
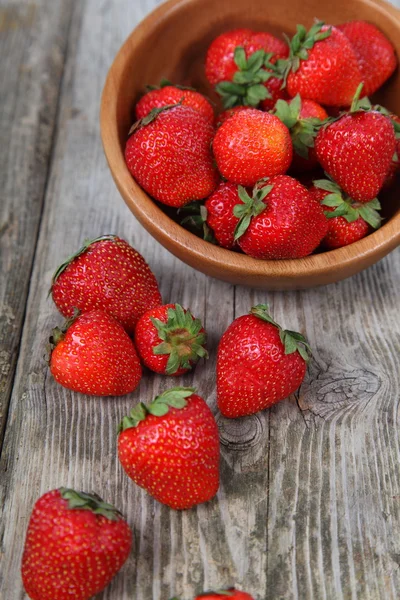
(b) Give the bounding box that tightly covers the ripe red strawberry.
[195,589,254,599]
[274,94,328,171]
[338,21,396,97]
[50,310,142,396]
[284,22,362,106]
[134,303,208,375]
[125,105,219,207]
[213,109,292,186]
[233,176,328,259]
[216,105,253,128]
[135,81,214,124]
[315,87,396,202]
[217,304,310,418]
[204,182,241,249]
[259,74,290,111]
[118,388,220,509]
[21,488,132,600]
[309,179,381,249]
[51,235,161,335]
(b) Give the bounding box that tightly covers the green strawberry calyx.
[118,387,196,432]
[251,304,312,362]
[197,589,236,597]
[273,94,326,159]
[233,181,274,241]
[314,179,382,229]
[128,102,182,135]
[216,48,281,109]
[179,201,216,243]
[151,304,208,375]
[59,488,122,521]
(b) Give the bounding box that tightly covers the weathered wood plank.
[0,0,75,448]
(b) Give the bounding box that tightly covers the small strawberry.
[373,107,400,188]
[21,488,132,600]
[283,22,362,106]
[212,109,292,186]
[195,589,254,599]
[273,94,328,171]
[204,182,241,249]
[309,179,381,249]
[338,21,397,97]
[233,176,328,259]
[217,304,310,418]
[135,80,214,124]
[118,387,220,509]
[315,85,396,202]
[134,304,208,376]
[51,235,161,334]
[50,310,142,396]
[125,105,219,207]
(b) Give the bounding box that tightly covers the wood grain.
[1,0,400,599]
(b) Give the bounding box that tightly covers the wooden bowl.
[100,0,400,289]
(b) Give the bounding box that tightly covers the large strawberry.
[338,21,396,97]
[309,179,381,249]
[125,105,219,207]
[315,85,396,202]
[212,109,292,186]
[283,22,362,106]
[135,81,214,124]
[21,488,132,600]
[51,235,161,334]
[217,304,310,418]
[233,176,328,259]
[195,589,254,599]
[134,303,208,376]
[50,310,142,396]
[118,388,220,509]
[204,182,241,249]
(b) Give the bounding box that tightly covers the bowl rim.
[100,0,400,283]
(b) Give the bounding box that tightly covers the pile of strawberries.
[125,20,399,255]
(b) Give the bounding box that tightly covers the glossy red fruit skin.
[291,99,328,172]
[135,86,214,124]
[287,26,362,106]
[213,109,292,186]
[50,310,142,396]
[205,182,241,249]
[118,394,220,510]
[315,111,396,202]
[195,590,254,600]
[205,29,288,86]
[217,314,307,418]
[51,237,161,335]
[260,76,290,111]
[309,186,369,249]
[238,175,328,259]
[21,490,132,600]
[125,105,219,207]
[338,21,396,97]
[216,106,254,128]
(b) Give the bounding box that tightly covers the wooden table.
[1,1,400,598]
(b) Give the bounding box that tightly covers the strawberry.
[125,105,219,207]
[195,589,254,599]
[212,109,292,186]
[50,310,142,396]
[283,22,362,106]
[204,182,241,249]
[118,388,220,509]
[273,94,328,171]
[259,74,290,111]
[315,85,396,202]
[217,304,310,418]
[309,179,381,249]
[51,235,161,335]
[233,176,328,259]
[135,80,214,124]
[134,303,208,375]
[338,21,396,97]
[21,488,132,600]
[216,105,253,127]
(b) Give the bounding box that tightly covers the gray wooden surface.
[0,0,400,599]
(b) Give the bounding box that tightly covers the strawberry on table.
[21,488,132,600]
[118,387,220,509]
[212,109,292,186]
[50,309,142,396]
[125,104,219,207]
[134,303,208,376]
[204,182,242,249]
[232,176,328,259]
[217,304,310,418]
[51,235,161,335]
